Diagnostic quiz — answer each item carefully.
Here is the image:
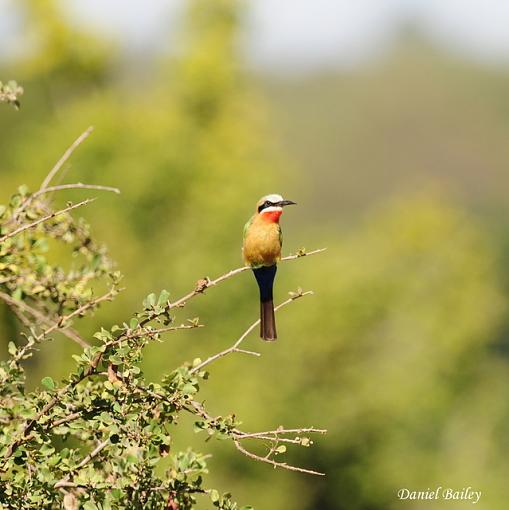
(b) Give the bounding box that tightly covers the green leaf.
[210,489,220,503]
[157,289,170,306]
[182,383,198,395]
[7,341,16,356]
[144,293,156,308]
[41,376,55,390]
[40,444,55,455]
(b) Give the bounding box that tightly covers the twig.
[0,291,90,349]
[52,411,82,427]
[33,183,120,197]
[47,288,117,333]
[137,386,326,476]
[40,127,94,191]
[10,306,33,330]
[0,198,95,244]
[188,400,326,444]
[2,387,68,461]
[123,323,204,341]
[19,288,117,360]
[236,427,327,439]
[14,183,120,216]
[120,249,325,349]
[0,289,117,462]
[54,438,110,489]
[233,439,325,476]
[190,291,313,374]
[186,398,326,474]
[169,248,326,310]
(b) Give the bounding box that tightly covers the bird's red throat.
[261,210,283,223]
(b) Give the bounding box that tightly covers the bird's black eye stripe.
[258,200,274,212]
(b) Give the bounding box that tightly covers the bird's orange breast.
[243,215,281,267]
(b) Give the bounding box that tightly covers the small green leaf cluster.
[0,186,117,325]
[209,488,253,510]
[194,414,239,442]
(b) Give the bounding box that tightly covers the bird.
[242,194,296,340]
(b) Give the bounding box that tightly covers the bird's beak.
[279,200,297,207]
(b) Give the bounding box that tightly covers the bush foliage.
[0,176,324,509]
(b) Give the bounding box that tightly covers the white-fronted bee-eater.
[243,194,296,340]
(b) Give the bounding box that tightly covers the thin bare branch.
[10,306,33,330]
[233,439,325,476]
[54,438,110,489]
[281,247,327,263]
[123,323,204,341]
[0,198,95,243]
[168,248,326,310]
[47,288,118,334]
[0,288,118,463]
[236,427,327,439]
[235,348,261,357]
[188,400,326,445]
[14,183,120,216]
[33,183,120,197]
[190,291,313,374]
[3,387,68,461]
[136,384,326,475]
[52,411,82,428]
[0,291,90,349]
[40,127,94,191]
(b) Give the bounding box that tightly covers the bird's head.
[256,194,296,222]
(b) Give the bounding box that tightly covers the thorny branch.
[190,290,314,374]
[0,290,90,349]
[1,289,118,462]
[170,247,326,310]
[54,438,110,489]
[188,396,326,476]
[1,252,325,472]
[233,439,325,476]
[14,183,120,218]
[0,198,96,243]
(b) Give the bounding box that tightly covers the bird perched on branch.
[243,194,296,340]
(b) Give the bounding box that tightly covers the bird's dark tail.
[252,265,277,341]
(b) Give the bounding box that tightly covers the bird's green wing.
[278,224,283,247]
[243,215,254,239]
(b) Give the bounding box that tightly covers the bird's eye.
[258,200,274,212]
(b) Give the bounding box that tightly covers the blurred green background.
[2,0,509,508]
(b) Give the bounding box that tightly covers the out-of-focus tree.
[278,197,509,509]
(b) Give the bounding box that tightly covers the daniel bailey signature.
[397,487,481,504]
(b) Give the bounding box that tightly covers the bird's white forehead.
[262,193,283,203]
